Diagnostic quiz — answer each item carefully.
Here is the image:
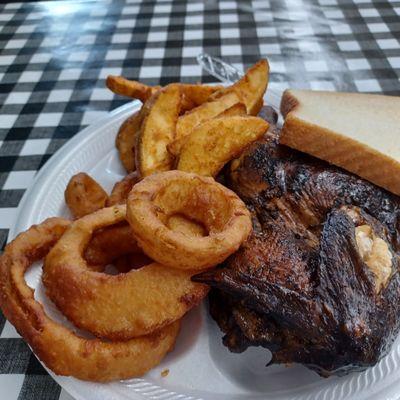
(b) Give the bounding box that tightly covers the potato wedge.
[115,112,144,172]
[136,85,181,177]
[166,134,186,159]
[210,60,269,115]
[177,116,269,176]
[215,102,247,118]
[65,173,108,218]
[168,101,247,158]
[106,76,220,111]
[176,91,240,139]
[179,84,224,112]
[106,75,160,102]
[175,91,239,141]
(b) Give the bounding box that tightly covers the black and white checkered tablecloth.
[0,0,399,398]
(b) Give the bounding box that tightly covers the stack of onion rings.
[43,205,209,340]
[0,219,180,382]
[0,170,251,382]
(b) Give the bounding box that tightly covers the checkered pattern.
[0,0,399,398]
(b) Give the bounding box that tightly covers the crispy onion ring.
[113,252,153,273]
[84,223,140,265]
[167,214,207,238]
[43,205,208,340]
[0,218,180,382]
[126,170,252,270]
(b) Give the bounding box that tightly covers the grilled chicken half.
[194,128,400,376]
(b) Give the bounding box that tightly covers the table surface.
[0,0,400,399]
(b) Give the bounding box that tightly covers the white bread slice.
[280,89,400,195]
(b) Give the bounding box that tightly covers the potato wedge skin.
[210,60,269,115]
[106,76,159,102]
[177,116,269,177]
[116,112,143,172]
[64,173,108,218]
[136,85,181,177]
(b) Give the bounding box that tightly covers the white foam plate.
[9,90,400,400]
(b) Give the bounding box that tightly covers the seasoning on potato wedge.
[177,116,269,176]
[209,59,269,115]
[136,85,181,177]
[169,91,241,159]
